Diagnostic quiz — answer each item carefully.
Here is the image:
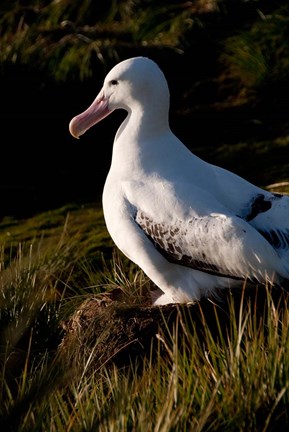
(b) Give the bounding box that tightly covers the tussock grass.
[10,288,289,432]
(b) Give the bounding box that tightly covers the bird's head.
[69,56,169,139]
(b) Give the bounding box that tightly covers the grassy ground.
[0,183,289,430]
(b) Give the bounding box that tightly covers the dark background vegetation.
[1,0,289,218]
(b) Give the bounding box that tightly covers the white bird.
[69,56,289,305]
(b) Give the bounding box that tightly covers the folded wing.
[135,209,289,284]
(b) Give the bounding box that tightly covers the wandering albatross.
[69,56,289,305]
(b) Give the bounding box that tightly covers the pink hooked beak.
[69,90,112,139]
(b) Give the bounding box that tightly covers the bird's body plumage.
[69,56,289,305]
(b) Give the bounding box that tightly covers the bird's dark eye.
[110,80,119,86]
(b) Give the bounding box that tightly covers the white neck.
[110,104,171,176]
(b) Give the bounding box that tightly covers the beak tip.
[69,118,80,139]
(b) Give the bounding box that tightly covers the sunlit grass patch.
[11,285,289,432]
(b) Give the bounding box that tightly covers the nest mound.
[59,286,289,373]
[59,289,196,372]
